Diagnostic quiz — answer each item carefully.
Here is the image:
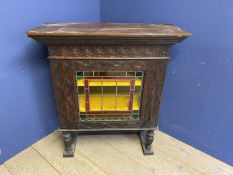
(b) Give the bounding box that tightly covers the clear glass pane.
[80,115,86,121]
[90,86,102,95]
[136,72,143,77]
[127,72,135,76]
[118,86,130,95]
[94,71,126,76]
[78,86,84,95]
[132,114,139,119]
[134,86,141,94]
[86,115,95,120]
[84,71,93,76]
[95,115,131,120]
[103,86,116,94]
[76,71,83,77]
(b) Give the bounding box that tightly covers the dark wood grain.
[27,23,191,37]
[27,23,191,45]
[47,45,169,59]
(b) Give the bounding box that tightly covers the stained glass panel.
[75,71,143,121]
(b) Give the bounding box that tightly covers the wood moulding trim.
[29,36,189,45]
[27,23,191,45]
[47,56,170,60]
[58,128,157,132]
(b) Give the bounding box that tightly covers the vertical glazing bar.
[76,72,80,117]
[101,76,103,112]
[137,72,143,111]
[115,77,118,111]
[128,79,135,111]
[84,79,90,112]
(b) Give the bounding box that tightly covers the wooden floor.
[1,130,233,175]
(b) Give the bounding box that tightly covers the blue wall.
[101,0,233,165]
[0,0,99,163]
[1,0,233,166]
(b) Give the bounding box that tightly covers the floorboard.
[4,147,60,175]
[0,164,12,175]
[32,132,108,175]
[155,131,233,175]
[3,130,233,175]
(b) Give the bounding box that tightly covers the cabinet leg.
[139,130,154,155]
[63,132,77,157]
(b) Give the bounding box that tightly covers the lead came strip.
[84,79,90,112]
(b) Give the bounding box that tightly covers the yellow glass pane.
[90,96,102,111]
[77,71,143,114]
[89,80,103,86]
[117,80,130,86]
[97,80,117,86]
[78,95,140,112]
[102,96,116,111]
[116,96,129,111]
[77,77,84,86]
[135,78,142,86]
[78,95,85,112]
[133,95,140,110]
[77,78,142,86]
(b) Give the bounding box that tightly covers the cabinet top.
[27,23,191,45]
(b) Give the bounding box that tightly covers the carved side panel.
[145,60,168,127]
[50,60,77,128]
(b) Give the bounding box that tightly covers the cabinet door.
[50,59,167,130]
[75,70,143,122]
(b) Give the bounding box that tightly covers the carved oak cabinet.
[27,23,190,157]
